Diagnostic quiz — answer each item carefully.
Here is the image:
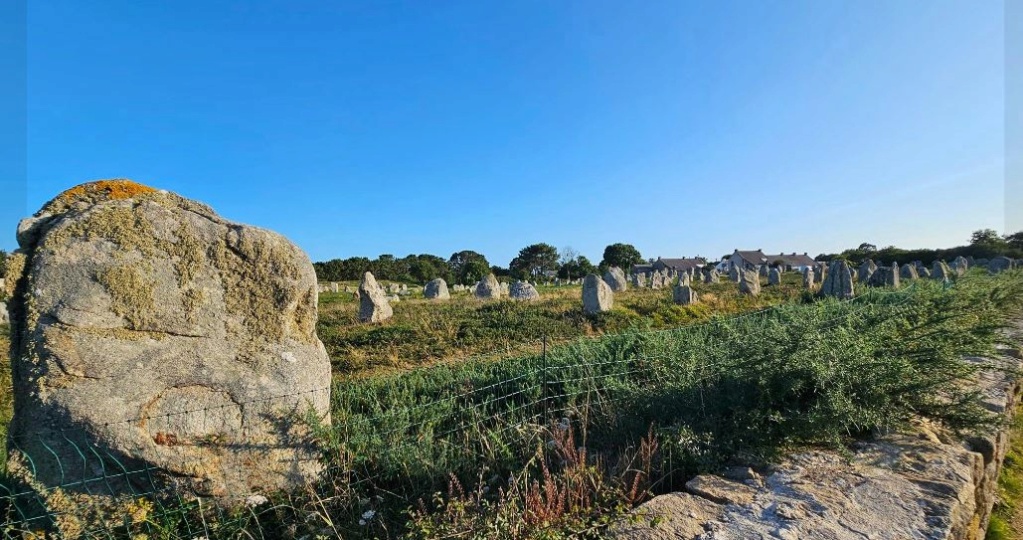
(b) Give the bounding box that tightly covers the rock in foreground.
[4,180,332,501]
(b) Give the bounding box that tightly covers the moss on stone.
[41,179,158,216]
[97,263,157,330]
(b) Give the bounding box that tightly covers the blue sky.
[4,1,1008,265]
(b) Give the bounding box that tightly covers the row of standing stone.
[354,255,1021,321]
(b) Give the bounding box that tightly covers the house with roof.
[632,256,707,276]
[715,250,817,273]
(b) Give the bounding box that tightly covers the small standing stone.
[582,274,613,314]
[768,267,782,286]
[359,272,394,323]
[739,269,761,296]
[673,284,698,305]
[705,269,719,284]
[631,273,646,288]
[951,256,969,276]
[424,278,450,300]
[802,268,815,289]
[0,301,7,324]
[728,265,741,283]
[931,260,953,282]
[603,267,629,292]
[819,260,854,300]
[899,264,919,280]
[857,260,877,283]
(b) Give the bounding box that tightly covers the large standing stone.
[650,271,665,290]
[360,271,394,323]
[989,256,1015,274]
[704,269,719,284]
[728,265,741,283]
[603,267,628,292]
[802,268,815,289]
[768,267,782,286]
[819,260,854,300]
[900,264,919,281]
[509,281,540,301]
[673,285,698,306]
[857,260,877,283]
[814,265,827,285]
[475,273,502,299]
[631,273,646,288]
[582,274,613,314]
[3,180,331,502]
[758,265,769,277]
[932,260,953,282]
[738,269,761,296]
[424,278,450,300]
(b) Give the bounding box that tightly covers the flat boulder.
[990,256,1014,274]
[423,278,450,300]
[3,180,331,501]
[509,280,540,301]
[583,274,613,314]
[475,273,502,299]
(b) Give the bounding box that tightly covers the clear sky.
[4,0,1009,265]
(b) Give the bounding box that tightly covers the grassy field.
[3,271,1022,539]
[318,273,810,375]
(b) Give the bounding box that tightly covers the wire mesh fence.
[0,282,982,539]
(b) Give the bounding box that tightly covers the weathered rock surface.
[0,301,7,324]
[424,278,450,300]
[475,273,502,299]
[768,267,782,286]
[631,273,646,288]
[819,260,854,299]
[604,267,628,292]
[360,271,394,322]
[583,274,613,314]
[728,265,741,283]
[704,269,719,284]
[738,269,760,296]
[509,281,540,301]
[857,259,877,283]
[4,180,332,501]
[802,268,815,289]
[613,330,1023,540]
[672,285,698,306]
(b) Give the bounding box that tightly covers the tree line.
[312,243,647,285]
[817,229,1023,266]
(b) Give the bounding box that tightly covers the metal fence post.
[542,334,549,424]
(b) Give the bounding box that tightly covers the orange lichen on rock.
[42,179,158,215]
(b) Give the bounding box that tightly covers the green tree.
[408,254,452,283]
[558,255,596,280]
[600,243,643,271]
[448,250,490,284]
[1004,231,1023,250]
[509,243,559,280]
[971,229,1003,246]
